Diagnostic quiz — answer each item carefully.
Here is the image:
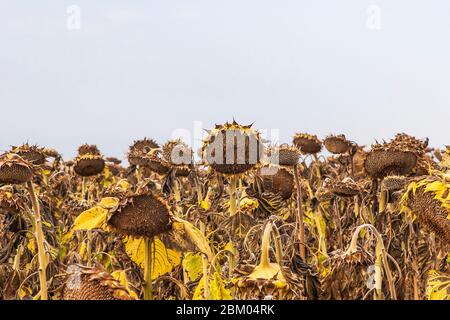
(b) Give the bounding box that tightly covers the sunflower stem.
[313,154,321,179]
[293,164,306,261]
[26,181,48,300]
[334,199,343,249]
[349,150,355,179]
[200,222,210,299]
[260,222,273,269]
[80,177,86,201]
[270,223,284,265]
[229,176,237,217]
[144,237,154,300]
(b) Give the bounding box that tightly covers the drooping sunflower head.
[381,175,408,192]
[323,134,352,154]
[127,138,160,166]
[0,153,33,185]
[11,143,46,166]
[315,185,335,203]
[202,120,264,175]
[107,190,172,238]
[293,133,322,154]
[162,139,193,177]
[325,177,361,198]
[129,138,159,155]
[267,144,300,167]
[162,139,193,166]
[400,176,450,245]
[259,165,295,200]
[73,144,105,177]
[128,138,170,175]
[62,264,134,300]
[322,248,374,300]
[232,222,304,300]
[363,134,426,179]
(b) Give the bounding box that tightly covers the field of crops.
[0,121,449,300]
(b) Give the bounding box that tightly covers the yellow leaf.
[122,236,181,280]
[74,207,107,229]
[193,272,231,300]
[172,217,213,261]
[111,270,139,299]
[210,272,232,300]
[182,252,203,282]
[62,206,108,242]
[193,275,206,300]
[122,236,145,268]
[98,197,119,209]
[426,270,450,300]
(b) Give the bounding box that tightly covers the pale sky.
[1,1,450,160]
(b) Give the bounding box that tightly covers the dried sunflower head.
[0,153,33,184]
[322,249,374,300]
[162,139,193,176]
[62,264,134,300]
[128,139,170,175]
[381,175,408,192]
[293,133,322,154]
[162,139,193,166]
[73,144,105,177]
[260,165,295,200]
[129,138,159,156]
[325,177,361,198]
[401,178,450,245]
[315,185,335,203]
[11,143,46,165]
[267,144,300,167]
[202,120,264,175]
[107,190,172,238]
[324,135,352,154]
[364,134,425,179]
[232,223,304,300]
[73,156,105,177]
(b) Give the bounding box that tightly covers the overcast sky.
[1,1,449,160]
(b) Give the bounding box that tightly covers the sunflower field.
[0,121,449,300]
